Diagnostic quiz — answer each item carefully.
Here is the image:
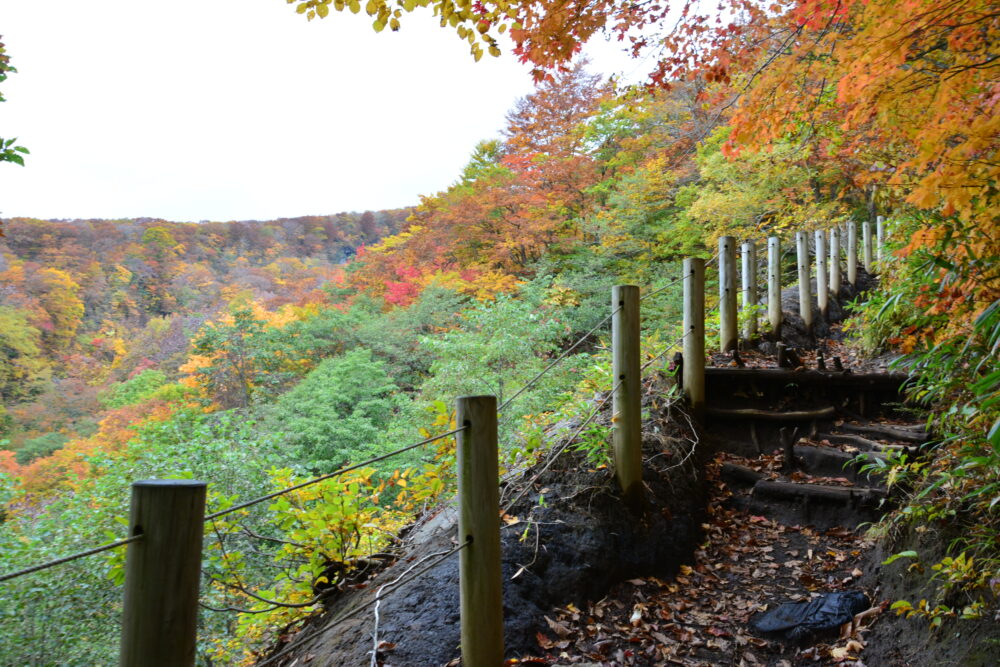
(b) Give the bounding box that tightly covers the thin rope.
[501,377,623,515]
[368,541,469,667]
[498,309,615,413]
[205,426,466,521]
[640,330,692,373]
[0,534,142,584]
[640,272,686,302]
[256,541,469,667]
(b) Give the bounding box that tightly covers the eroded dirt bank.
[262,386,708,666]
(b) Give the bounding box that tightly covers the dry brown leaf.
[544,615,572,638]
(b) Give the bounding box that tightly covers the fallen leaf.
[630,605,643,626]
[545,615,572,638]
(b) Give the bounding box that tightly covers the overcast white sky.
[0,0,636,222]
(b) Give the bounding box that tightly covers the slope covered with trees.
[0,0,996,663]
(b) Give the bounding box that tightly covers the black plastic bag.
[751,591,869,641]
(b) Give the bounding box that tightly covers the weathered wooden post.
[456,395,503,667]
[829,227,841,300]
[847,220,858,288]
[862,219,874,273]
[719,236,738,352]
[741,240,758,341]
[876,215,885,263]
[612,285,643,510]
[682,258,705,418]
[767,236,782,339]
[796,231,813,334]
[120,480,206,667]
[814,230,828,321]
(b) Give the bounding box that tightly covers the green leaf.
[883,550,919,565]
[986,417,1000,454]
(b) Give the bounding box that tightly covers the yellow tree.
[27,267,85,353]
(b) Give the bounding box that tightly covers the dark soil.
[859,526,1000,667]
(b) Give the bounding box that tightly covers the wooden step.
[753,479,886,505]
[839,422,929,443]
[707,405,835,421]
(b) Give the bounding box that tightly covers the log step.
[817,432,910,455]
[707,406,836,421]
[839,422,929,443]
[720,462,765,486]
[793,445,887,486]
[753,480,886,505]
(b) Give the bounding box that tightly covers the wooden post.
[612,285,643,510]
[719,236,738,352]
[862,219,874,273]
[814,230,828,321]
[876,215,885,263]
[682,258,705,418]
[829,227,841,300]
[767,236,782,339]
[847,220,858,288]
[456,395,503,667]
[741,241,758,341]
[120,480,206,667]
[796,231,813,334]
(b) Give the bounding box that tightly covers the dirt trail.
[516,328,932,666]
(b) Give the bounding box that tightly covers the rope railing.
[639,271,686,302]
[498,308,616,413]
[641,328,692,373]
[204,425,467,521]
[501,376,624,515]
[0,533,142,584]
[0,426,465,586]
[253,540,471,667]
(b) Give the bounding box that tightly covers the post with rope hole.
[682,259,705,419]
[120,480,206,667]
[814,230,828,321]
[847,220,858,288]
[741,240,758,341]
[876,214,885,263]
[767,237,782,339]
[612,285,643,510]
[456,395,503,667]
[862,219,874,273]
[719,236,738,352]
[829,227,841,301]
[796,231,813,334]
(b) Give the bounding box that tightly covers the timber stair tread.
[717,413,930,531]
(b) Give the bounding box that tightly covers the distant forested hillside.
[0,211,408,455]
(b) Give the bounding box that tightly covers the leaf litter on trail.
[521,452,882,665]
